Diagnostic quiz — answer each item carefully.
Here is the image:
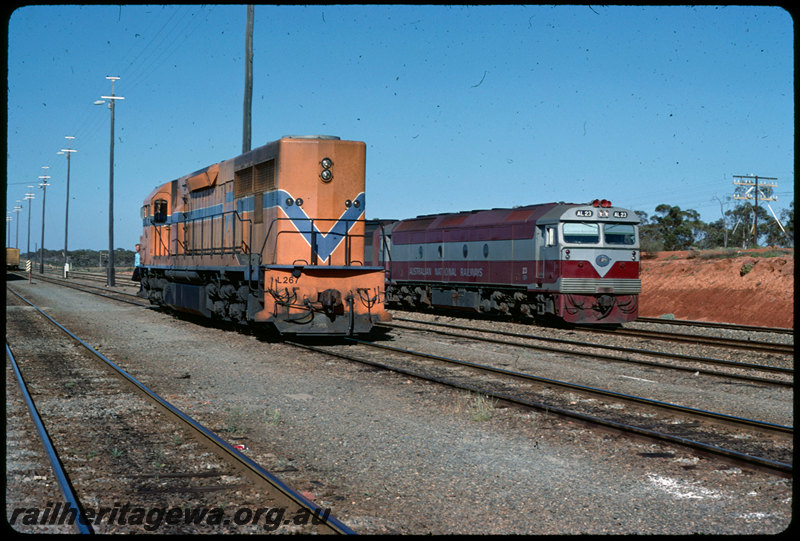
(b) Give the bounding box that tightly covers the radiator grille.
[234,167,253,197]
[558,278,641,294]
[254,160,275,192]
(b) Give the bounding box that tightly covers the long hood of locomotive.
[141,191,365,264]
[391,243,640,289]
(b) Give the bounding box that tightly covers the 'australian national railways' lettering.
[407,266,484,278]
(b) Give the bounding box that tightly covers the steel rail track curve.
[20,272,146,306]
[286,339,792,476]
[347,337,792,434]
[6,344,95,534]
[10,274,791,476]
[635,316,793,335]
[384,319,793,386]
[6,286,355,535]
[577,325,793,355]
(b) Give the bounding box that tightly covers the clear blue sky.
[6,4,794,252]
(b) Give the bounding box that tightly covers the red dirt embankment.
[639,249,794,329]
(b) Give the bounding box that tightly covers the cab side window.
[153,199,168,223]
[546,226,556,247]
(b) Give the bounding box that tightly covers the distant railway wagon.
[6,247,20,270]
[138,135,389,336]
[368,199,641,324]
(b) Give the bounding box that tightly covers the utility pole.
[98,76,124,286]
[13,201,22,248]
[59,136,76,268]
[38,166,51,274]
[712,195,729,248]
[242,5,254,153]
[732,174,778,247]
[25,186,35,257]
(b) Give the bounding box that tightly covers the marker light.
[592,199,612,208]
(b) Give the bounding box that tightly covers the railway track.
[7,343,94,534]
[14,271,793,390]
[577,323,793,356]
[6,286,353,535]
[22,269,795,349]
[386,317,793,387]
[10,273,793,475]
[292,334,792,476]
[14,271,145,305]
[635,316,793,335]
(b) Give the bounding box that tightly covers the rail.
[7,288,355,534]
[7,343,94,534]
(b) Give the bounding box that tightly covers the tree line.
[636,200,794,252]
[19,248,136,269]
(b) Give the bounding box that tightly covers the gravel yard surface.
[5,278,792,534]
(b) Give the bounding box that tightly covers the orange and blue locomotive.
[138,135,389,335]
[369,199,640,324]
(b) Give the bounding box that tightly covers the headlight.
[320,157,333,182]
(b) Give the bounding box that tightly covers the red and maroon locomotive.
[369,199,640,324]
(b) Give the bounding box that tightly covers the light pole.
[38,166,51,274]
[58,136,76,268]
[24,186,35,257]
[13,201,22,248]
[96,76,124,286]
[6,215,11,246]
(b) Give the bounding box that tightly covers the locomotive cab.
[541,199,641,323]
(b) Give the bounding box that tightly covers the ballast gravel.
[5,279,792,534]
